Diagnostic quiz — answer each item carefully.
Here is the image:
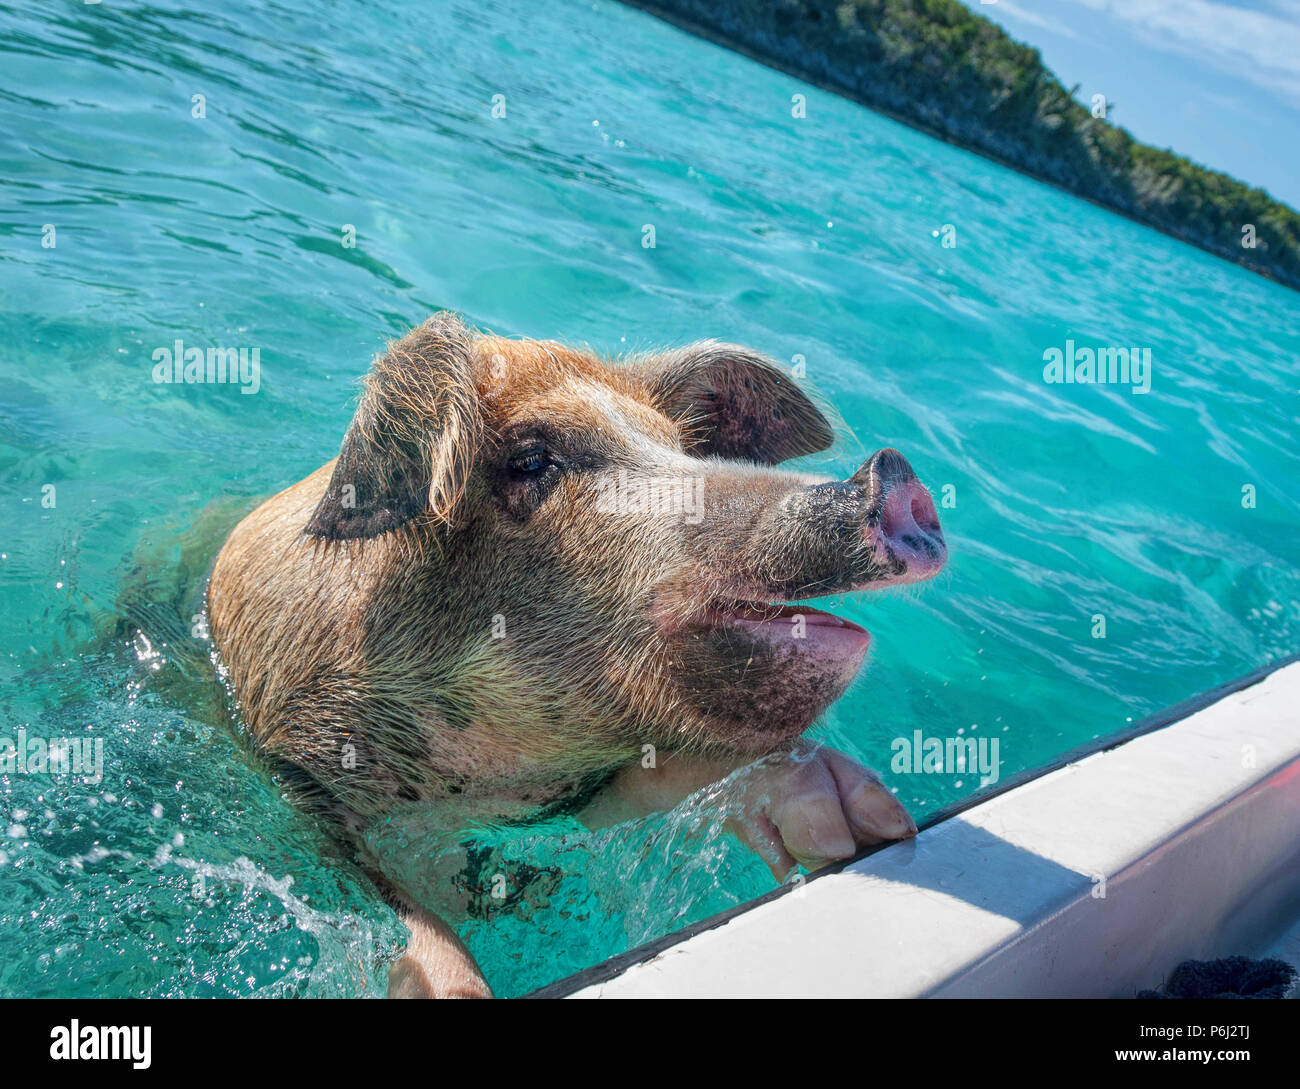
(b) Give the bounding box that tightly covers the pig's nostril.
[909,485,939,532]
[847,452,951,587]
[850,449,946,579]
[876,480,945,559]
[881,482,917,541]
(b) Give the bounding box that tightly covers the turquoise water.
[2,0,1298,998]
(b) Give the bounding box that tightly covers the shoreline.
[616,0,1300,295]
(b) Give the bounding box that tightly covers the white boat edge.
[545,655,1300,998]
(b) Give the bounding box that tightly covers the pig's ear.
[640,341,833,464]
[306,312,482,540]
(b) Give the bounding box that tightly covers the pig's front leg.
[379,878,493,998]
[580,740,916,880]
[385,898,493,999]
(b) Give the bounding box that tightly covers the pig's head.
[304,313,946,785]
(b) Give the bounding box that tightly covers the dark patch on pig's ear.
[307,312,482,540]
[639,341,833,464]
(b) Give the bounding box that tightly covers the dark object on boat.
[1138,956,1295,999]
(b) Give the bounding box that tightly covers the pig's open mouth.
[705,600,867,638]
[701,599,872,660]
[656,595,871,655]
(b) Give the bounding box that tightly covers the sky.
[962,0,1300,208]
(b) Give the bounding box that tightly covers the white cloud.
[989,0,1083,41]
[1062,0,1300,108]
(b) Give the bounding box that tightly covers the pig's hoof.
[738,743,916,879]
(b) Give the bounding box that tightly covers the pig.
[207,312,947,998]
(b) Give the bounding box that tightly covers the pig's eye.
[508,446,549,474]
[497,439,567,519]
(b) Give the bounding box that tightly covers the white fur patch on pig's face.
[575,382,697,468]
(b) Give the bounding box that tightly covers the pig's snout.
[679,447,948,609]
[851,448,946,584]
[776,447,946,594]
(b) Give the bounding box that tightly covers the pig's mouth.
[655,594,871,662]
[697,598,872,669]
[705,600,868,642]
